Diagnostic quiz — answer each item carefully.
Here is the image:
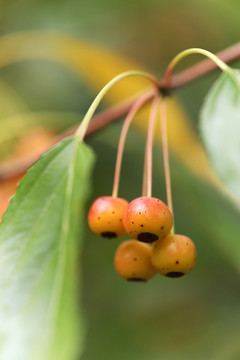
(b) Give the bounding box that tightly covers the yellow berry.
[88,196,128,238]
[114,240,156,281]
[123,196,173,242]
[151,234,197,278]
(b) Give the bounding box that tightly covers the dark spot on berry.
[137,232,158,243]
[144,211,146,213]
[119,219,122,222]
[98,217,101,220]
[108,221,110,224]
[133,257,137,261]
[186,242,189,245]
[166,272,184,278]
[101,232,117,238]
[141,224,144,227]
[139,212,141,214]
[112,211,115,214]
[176,260,179,264]
[132,221,134,224]
[161,226,164,229]
[127,277,147,282]
[157,199,160,202]
[163,212,165,214]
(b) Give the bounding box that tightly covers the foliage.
[201,70,240,201]
[0,137,94,360]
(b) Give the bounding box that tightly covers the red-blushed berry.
[114,240,156,281]
[151,234,197,278]
[88,196,128,238]
[123,196,173,243]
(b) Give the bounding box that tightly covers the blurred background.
[0,0,240,359]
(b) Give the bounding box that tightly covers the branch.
[0,90,154,181]
[1,42,240,181]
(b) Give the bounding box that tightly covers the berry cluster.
[88,195,196,281]
[84,72,198,282]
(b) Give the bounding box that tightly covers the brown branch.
[58,89,154,139]
[1,42,240,181]
[0,90,154,181]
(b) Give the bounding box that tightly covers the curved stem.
[112,91,155,198]
[145,96,159,198]
[170,42,240,89]
[75,70,160,142]
[164,48,238,91]
[159,98,174,234]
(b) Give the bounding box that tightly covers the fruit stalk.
[75,70,160,142]
[159,98,174,234]
[163,47,239,91]
[145,96,159,197]
[112,91,155,198]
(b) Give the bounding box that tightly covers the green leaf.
[0,136,95,360]
[200,70,240,201]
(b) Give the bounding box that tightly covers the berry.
[88,196,128,238]
[114,240,156,281]
[123,196,173,243]
[151,234,197,278]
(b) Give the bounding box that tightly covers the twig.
[1,42,240,180]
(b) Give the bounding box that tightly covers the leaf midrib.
[45,138,79,356]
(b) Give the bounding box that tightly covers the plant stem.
[145,96,159,198]
[75,70,160,142]
[159,98,174,234]
[164,47,237,90]
[112,91,155,198]
[170,42,240,89]
[142,138,148,197]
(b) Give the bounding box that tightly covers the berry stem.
[75,70,160,142]
[142,140,148,197]
[163,48,239,91]
[112,91,155,198]
[159,98,175,234]
[145,96,159,198]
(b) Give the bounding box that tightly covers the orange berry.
[151,234,197,278]
[114,240,156,281]
[123,196,173,243]
[88,196,128,238]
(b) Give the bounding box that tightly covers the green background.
[0,1,240,359]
